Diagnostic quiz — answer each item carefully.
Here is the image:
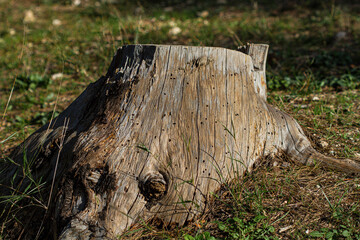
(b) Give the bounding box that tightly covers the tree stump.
[1,44,359,239]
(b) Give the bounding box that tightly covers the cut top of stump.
[106,44,269,101]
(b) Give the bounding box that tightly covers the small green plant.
[15,74,51,90]
[13,110,59,128]
[216,215,278,240]
[30,110,59,125]
[309,226,357,240]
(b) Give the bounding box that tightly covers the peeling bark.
[1,44,359,239]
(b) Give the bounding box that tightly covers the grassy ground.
[0,0,360,239]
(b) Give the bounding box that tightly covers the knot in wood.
[139,172,167,202]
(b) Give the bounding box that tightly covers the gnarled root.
[305,149,360,174]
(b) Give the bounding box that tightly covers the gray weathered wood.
[1,44,359,239]
[242,43,269,100]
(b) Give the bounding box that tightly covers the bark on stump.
[1,44,359,239]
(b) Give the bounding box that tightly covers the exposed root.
[305,148,360,174]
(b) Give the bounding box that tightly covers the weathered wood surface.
[1,44,359,239]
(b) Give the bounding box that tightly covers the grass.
[124,155,360,239]
[0,0,360,239]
